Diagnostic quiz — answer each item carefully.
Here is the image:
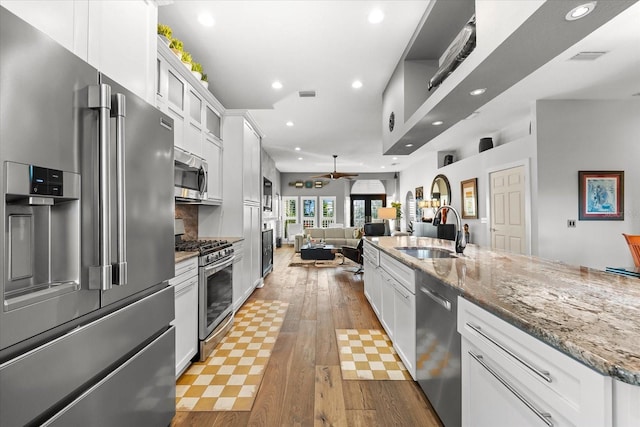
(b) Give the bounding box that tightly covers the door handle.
[111,93,127,286]
[469,351,553,426]
[420,287,451,311]
[88,84,113,291]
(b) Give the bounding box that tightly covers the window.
[320,196,336,228]
[283,196,298,238]
[301,196,317,229]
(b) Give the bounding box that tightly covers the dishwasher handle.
[420,286,451,311]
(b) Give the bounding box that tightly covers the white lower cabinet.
[170,257,198,378]
[459,297,612,427]
[363,242,416,379]
[232,241,246,310]
[393,280,415,376]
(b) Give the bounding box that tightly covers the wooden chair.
[622,233,640,267]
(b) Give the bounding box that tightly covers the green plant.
[201,73,208,82]
[169,38,183,52]
[157,23,172,39]
[181,51,192,64]
[191,62,203,73]
[391,201,402,219]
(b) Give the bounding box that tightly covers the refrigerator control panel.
[30,165,63,196]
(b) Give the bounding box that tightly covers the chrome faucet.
[433,205,467,254]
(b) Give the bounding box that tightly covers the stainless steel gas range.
[175,239,234,361]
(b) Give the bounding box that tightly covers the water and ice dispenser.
[4,161,81,310]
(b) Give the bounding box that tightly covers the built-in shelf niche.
[403,0,476,121]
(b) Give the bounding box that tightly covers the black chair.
[364,222,385,236]
[342,239,364,274]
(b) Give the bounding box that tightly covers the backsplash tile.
[175,205,198,240]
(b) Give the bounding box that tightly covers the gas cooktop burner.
[175,239,231,256]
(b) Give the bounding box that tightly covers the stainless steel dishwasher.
[416,269,461,427]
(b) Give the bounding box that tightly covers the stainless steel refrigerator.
[0,7,176,426]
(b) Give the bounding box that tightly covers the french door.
[350,195,386,227]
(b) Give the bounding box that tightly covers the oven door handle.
[204,256,235,275]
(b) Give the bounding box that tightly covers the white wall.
[400,130,537,249]
[536,100,640,269]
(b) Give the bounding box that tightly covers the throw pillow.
[353,228,363,239]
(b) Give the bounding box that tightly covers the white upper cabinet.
[1,0,157,104]
[242,123,261,204]
[86,0,156,104]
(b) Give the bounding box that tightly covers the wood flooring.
[171,246,442,427]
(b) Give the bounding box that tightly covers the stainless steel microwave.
[174,147,207,202]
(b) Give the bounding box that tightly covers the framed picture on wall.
[460,178,478,219]
[578,170,624,220]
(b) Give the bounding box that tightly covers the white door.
[490,166,526,254]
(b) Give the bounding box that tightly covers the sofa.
[294,227,361,252]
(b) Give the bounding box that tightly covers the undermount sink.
[394,246,456,259]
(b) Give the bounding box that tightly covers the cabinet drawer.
[171,257,198,286]
[379,251,415,294]
[363,241,379,266]
[458,297,611,425]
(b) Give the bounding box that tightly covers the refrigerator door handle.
[88,84,113,290]
[111,93,127,286]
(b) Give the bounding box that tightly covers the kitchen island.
[364,235,640,426]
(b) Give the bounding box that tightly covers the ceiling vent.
[298,90,317,98]
[569,51,608,61]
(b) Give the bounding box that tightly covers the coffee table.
[300,244,340,261]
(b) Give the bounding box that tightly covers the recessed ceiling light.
[392,157,398,160]
[405,143,413,148]
[465,111,480,120]
[272,81,283,90]
[380,166,386,169]
[432,120,444,126]
[469,88,486,96]
[295,147,301,151]
[198,13,215,27]
[368,9,384,24]
[352,80,363,89]
[566,2,597,21]
[286,121,294,127]
[298,157,303,160]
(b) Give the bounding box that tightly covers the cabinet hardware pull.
[469,351,554,427]
[466,323,552,383]
[420,287,451,311]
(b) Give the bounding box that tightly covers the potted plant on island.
[169,38,183,59]
[157,24,172,46]
[201,73,209,89]
[191,62,203,81]
[180,51,192,71]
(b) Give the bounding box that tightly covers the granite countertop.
[365,235,640,386]
[175,251,198,263]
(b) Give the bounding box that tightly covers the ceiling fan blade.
[332,172,359,179]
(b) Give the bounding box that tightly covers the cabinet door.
[393,284,416,378]
[165,68,186,150]
[242,122,260,203]
[1,0,87,57]
[205,104,221,139]
[174,276,198,377]
[380,273,395,339]
[87,0,156,104]
[462,340,573,427]
[232,255,244,310]
[183,88,203,157]
[202,137,222,203]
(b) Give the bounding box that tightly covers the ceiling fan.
[311,154,359,180]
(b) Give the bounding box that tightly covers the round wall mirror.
[430,174,451,207]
